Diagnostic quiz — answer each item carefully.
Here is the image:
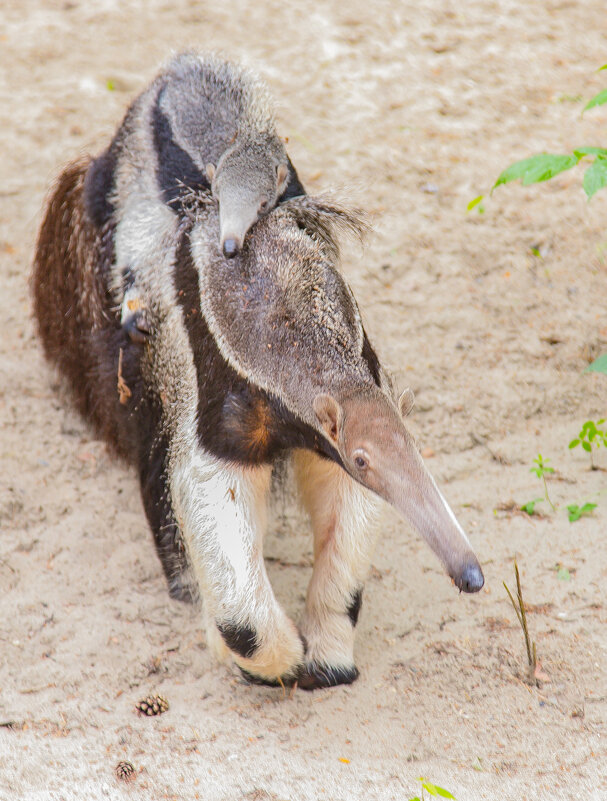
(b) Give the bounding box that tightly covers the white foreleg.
[293,449,382,688]
[171,450,304,683]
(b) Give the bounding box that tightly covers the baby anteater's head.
[206,136,289,258]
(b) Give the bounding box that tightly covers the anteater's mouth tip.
[454,563,485,594]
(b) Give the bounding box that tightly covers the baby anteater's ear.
[398,388,415,418]
[206,163,216,184]
[276,162,289,194]
[313,393,342,444]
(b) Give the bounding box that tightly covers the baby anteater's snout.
[457,562,484,594]
[222,238,240,258]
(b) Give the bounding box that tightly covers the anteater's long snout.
[372,431,484,594]
[219,199,259,260]
[222,237,241,258]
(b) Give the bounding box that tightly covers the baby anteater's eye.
[259,198,270,213]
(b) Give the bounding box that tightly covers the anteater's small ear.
[276,162,289,194]
[313,393,342,444]
[205,163,216,184]
[398,388,415,418]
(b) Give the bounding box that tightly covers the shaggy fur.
[33,158,483,688]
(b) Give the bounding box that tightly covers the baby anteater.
[84,51,304,262]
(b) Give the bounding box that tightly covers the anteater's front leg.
[171,451,305,685]
[293,449,382,690]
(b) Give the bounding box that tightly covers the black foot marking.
[123,311,151,344]
[217,622,258,659]
[297,662,359,691]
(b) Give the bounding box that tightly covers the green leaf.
[493,154,579,190]
[106,79,115,91]
[567,502,597,522]
[582,441,592,452]
[599,64,607,71]
[467,195,484,211]
[583,156,607,199]
[434,787,456,799]
[420,782,455,799]
[556,564,571,579]
[585,353,607,374]
[568,439,580,449]
[583,88,607,112]
[520,499,543,516]
[574,146,607,159]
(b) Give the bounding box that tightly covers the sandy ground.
[1,1,607,799]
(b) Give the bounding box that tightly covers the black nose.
[222,238,239,258]
[459,563,484,593]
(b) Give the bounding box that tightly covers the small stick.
[117,348,132,405]
[503,559,537,682]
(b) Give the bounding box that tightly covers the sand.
[1,1,606,799]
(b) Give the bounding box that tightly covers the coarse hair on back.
[161,49,278,136]
[263,194,369,262]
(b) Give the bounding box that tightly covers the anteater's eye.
[259,198,270,213]
[353,451,368,470]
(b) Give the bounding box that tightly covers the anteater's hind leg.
[293,449,382,690]
[170,449,306,685]
[139,434,196,604]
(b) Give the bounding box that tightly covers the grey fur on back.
[154,192,387,430]
[158,51,279,166]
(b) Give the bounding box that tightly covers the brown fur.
[32,158,141,464]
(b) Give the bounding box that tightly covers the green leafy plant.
[566,502,597,522]
[519,498,544,516]
[569,419,606,469]
[491,65,607,200]
[408,778,456,801]
[530,454,556,511]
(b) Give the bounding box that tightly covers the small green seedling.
[566,502,597,522]
[466,194,485,214]
[569,419,606,470]
[519,498,544,516]
[503,560,538,685]
[530,454,556,511]
[555,563,571,581]
[408,778,456,801]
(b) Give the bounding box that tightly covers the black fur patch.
[297,662,359,691]
[152,102,210,213]
[94,322,193,602]
[138,413,194,604]
[217,622,258,659]
[172,228,344,468]
[83,148,118,227]
[279,155,306,202]
[361,329,382,387]
[346,588,363,627]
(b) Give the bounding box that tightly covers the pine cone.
[135,693,169,716]
[115,760,136,782]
